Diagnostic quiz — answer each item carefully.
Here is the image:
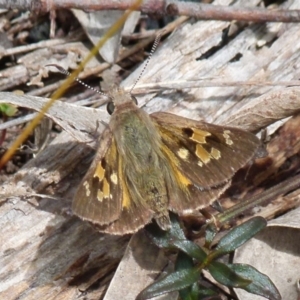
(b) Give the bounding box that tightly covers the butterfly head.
[106,87,138,115]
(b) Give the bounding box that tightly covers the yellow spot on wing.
[161,145,191,192]
[175,168,192,187]
[190,129,211,143]
[94,163,105,180]
[196,145,211,164]
[196,146,221,164]
[103,178,110,199]
[119,157,131,209]
[121,186,131,209]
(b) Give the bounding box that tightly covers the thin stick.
[8,1,300,23]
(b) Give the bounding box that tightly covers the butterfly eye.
[131,96,138,105]
[107,102,115,115]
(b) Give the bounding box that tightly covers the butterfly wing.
[151,112,260,212]
[72,127,122,225]
[73,127,154,234]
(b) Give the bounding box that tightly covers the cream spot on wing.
[83,181,90,197]
[110,173,118,185]
[97,179,110,202]
[177,148,189,160]
[223,130,233,145]
[197,160,203,167]
[211,148,221,160]
[97,190,104,202]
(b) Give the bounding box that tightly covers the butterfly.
[72,87,260,234]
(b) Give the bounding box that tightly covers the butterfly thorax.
[109,92,171,230]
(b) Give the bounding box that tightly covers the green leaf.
[213,217,267,256]
[208,261,252,288]
[176,252,199,300]
[228,263,281,300]
[205,223,218,247]
[145,212,186,248]
[180,282,219,300]
[179,282,198,300]
[0,103,17,117]
[175,251,218,300]
[175,251,194,271]
[172,239,207,262]
[136,268,201,300]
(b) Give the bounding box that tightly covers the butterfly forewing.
[151,111,260,187]
[72,128,122,225]
[150,112,260,212]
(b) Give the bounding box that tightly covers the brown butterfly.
[72,87,259,234]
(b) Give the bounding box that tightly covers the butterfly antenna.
[46,64,107,97]
[129,33,162,94]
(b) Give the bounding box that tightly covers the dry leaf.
[72,10,140,63]
[104,231,174,300]
[218,88,300,132]
[0,92,107,145]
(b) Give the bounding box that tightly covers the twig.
[2,0,300,23]
[0,39,70,59]
[131,80,300,94]
[0,112,36,131]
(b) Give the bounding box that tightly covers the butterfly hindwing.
[98,153,154,234]
[97,196,153,234]
[156,140,233,212]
